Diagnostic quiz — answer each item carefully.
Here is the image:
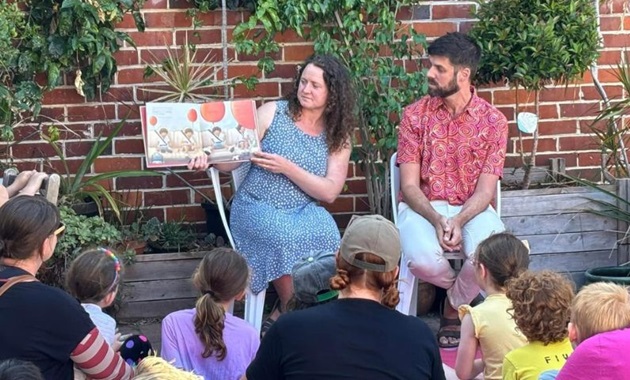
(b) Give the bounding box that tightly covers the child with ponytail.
[455,233,530,380]
[161,248,259,380]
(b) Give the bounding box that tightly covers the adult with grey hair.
[243,215,445,380]
[396,31,508,348]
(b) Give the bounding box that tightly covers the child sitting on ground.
[503,270,575,380]
[161,248,259,380]
[556,282,630,380]
[455,232,530,380]
[66,248,153,368]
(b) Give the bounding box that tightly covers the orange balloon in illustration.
[149,116,158,126]
[200,102,226,123]
[231,100,257,129]
[187,109,198,122]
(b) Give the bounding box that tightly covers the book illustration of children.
[225,124,246,147]
[179,128,198,153]
[209,127,225,149]
[156,128,173,153]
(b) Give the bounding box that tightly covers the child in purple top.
[556,282,630,380]
[161,248,259,380]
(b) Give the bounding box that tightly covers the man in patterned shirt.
[396,32,507,348]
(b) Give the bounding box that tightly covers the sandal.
[437,299,461,349]
[260,299,283,338]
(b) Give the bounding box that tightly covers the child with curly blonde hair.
[556,282,630,380]
[455,233,529,380]
[503,270,575,380]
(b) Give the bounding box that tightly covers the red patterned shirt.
[397,87,507,205]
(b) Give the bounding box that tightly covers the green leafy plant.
[233,0,428,218]
[143,217,197,253]
[589,56,630,180]
[143,41,224,102]
[470,0,600,189]
[44,117,163,220]
[0,0,144,143]
[39,206,123,287]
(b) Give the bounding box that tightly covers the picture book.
[140,99,261,168]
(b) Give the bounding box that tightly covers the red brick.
[280,82,293,96]
[578,152,604,167]
[217,64,261,80]
[598,67,626,83]
[600,0,626,14]
[539,87,580,102]
[432,4,474,20]
[354,197,371,212]
[266,64,299,79]
[232,82,280,98]
[459,21,476,34]
[333,213,355,229]
[144,11,191,29]
[65,141,98,157]
[625,16,630,30]
[66,105,116,122]
[196,10,243,25]
[284,45,315,62]
[537,120,578,135]
[274,29,309,43]
[515,104,558,120]
[118,68,156,85]
[143,0,168,9]
[343,179,368,195]
[116,14,138,29]
[560,103,600,118]
[116,176,164,189]
[598,50,622,65]
[103,87,136,103]
[497,107,515,122]
[520,138,556,152]
[237,50,283,63]
[39,107,66,121]
[493,89,533,105]
[323,197,353,212]
[113,49,139,66]
[96,121,143,138]
[165,170,210,187]
[115,139,145,154]
[194,47,235,63]
[11,143,57,159]
[581,84,623,101]
[600,16,623,31]
[145,189,190,206]
[573,70,594,85]
[567,168,601,181]
[503,156,522,168]
[602,34,630,48]
[558,135,598,151]
[412,22,458,38]
[94,157,142,172]
[174,29,222,45]
[42,88,87,105]
[476,90,491,103]
[45,159,84,174]
[127,31,173,47]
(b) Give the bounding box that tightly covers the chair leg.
[396,259,416,315]
[244,288,266,334]
[44,173,60,205]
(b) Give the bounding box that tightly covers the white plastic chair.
[390,152,502,315]
[208,163,266,333]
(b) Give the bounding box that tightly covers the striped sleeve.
[70,327,134,380]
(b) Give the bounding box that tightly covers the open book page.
[141,100,261,168]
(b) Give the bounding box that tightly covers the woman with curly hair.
[455,233,529,380]
[189,55,358,335]
[503,270,575,380]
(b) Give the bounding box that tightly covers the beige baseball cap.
[339,214,401,272]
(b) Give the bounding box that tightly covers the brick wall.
[8,0,630,229]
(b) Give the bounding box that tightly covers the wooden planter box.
[501,184,623,286]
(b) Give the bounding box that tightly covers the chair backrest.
[389,152,501,222]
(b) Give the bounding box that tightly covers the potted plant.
[469,0,600,189]
[44,117,162,219]
[39,206,124,288]
[143,217,197,253]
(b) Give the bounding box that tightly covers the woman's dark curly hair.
[285,55,358,153]
[506,270,575,345]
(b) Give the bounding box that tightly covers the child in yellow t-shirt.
[455,233,530,380]
[503,270,575,380]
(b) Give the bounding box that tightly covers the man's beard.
[428,76,459,98]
